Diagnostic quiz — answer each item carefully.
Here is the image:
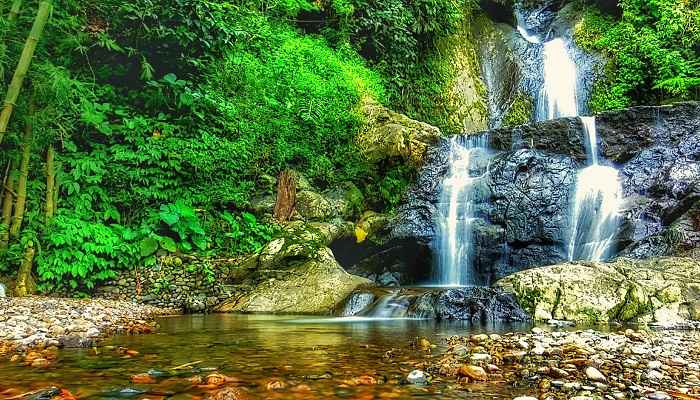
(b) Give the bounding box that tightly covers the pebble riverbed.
[422,328,700,400]
[0,297,176,352]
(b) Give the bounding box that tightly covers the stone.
[470,353,492,363]
[215,247,371,314]
[406,370,427,384]
[496,257,700,324]
[585,366,606,382]
[357,99,441,167]
[458,365,488,381]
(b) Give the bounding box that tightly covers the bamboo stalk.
[14,240,35,296]
[0,162,16,248]
[0,161,10,210]
[0,1,51,145]
[8,0,23,22]
[44,145,55,222]
[10,110,33,239]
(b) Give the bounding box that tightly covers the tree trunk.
[14,240,35,297]
[10,111,33,239]
[273,169,297,222]
[1,162,16,248]
[8,0,23,22]
[45,145,55,222]
[0,0,51,145]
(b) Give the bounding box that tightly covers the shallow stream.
[0,314,535,399]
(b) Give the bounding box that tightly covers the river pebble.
[0,297,176,355]
[428,328,700,399]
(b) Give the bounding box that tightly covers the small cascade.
[433,135,492,286]
[537,38,579,120]
[567,117,623,261]
[363,291,410,318]
[0,283,5,298]
[515,8,541,44]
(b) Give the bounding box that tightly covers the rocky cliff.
[391,102,700,283]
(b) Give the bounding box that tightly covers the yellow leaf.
[354,226,368,243]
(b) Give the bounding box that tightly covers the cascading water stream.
[433,135,492,286]
[567,117,623,261]
[536,38,579,121]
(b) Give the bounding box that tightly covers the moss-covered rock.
[215,247,371,314]
[357,100,441,166]
[495,257,700,325]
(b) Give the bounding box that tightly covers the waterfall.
[536,38,579,121]
[567,117,623,261]
[434,135,492,286]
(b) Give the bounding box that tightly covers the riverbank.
[424,328,700,400]
[0,297,178,356]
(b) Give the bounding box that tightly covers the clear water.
[567,117,623,261]
[433,135,492,287]
[536,38,579,121]
[0,314,534,399]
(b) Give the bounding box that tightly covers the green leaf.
[139,237,159,257]
[159,236,177,252]
[192,235,207,250]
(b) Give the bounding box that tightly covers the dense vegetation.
[576,0,700,111]
[0,0,468,293]
[0,0,696,295]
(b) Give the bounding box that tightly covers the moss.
[578,306,604,323]
[502,93,534,127]
[608,284,653,322]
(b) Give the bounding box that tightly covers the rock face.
[495,257,700,325]
[391,102,700,283]
[216,247,371,314]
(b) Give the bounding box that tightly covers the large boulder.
[496,257,700,326]
[357,100,441,166]
[216,247,371,314]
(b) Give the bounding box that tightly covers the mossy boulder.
[215,247,371,314]
[295,182,363,221]
[357,100,441,167]
[495,257,700,325]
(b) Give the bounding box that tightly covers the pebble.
[428,329,700,400]
[585,366,606,382]
[406,370,427,384]
[0,297,175,355]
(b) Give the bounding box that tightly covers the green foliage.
[38,216,138,292]
[208,211,276,256]
[575,0,700,111]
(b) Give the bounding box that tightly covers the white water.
[515,9,541,44]
[0,283,5,298]
[536,38,579,121]
[434,135,492,286]
[567,117,623,261]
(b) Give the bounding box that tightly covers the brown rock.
[458,365,488,381]
[131,373,156,384]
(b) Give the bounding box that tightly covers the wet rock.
[131,373,156,384]
[458,365,488,381]
[406,369,427,384]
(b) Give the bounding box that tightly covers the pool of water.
[0,314,536,399]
